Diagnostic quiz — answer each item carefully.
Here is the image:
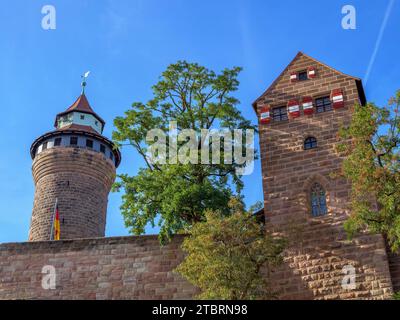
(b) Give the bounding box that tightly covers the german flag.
[54,202,60,240]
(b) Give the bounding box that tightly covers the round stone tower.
[28,88,121,241]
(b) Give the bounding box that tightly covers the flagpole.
[50,198,58,241]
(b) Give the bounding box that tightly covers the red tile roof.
[54,94,105,127]
[66,93,95,113]
[57,123,99,134]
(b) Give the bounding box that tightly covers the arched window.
[310,183,327,217]
[304,136,317,150]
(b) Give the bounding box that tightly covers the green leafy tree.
[338,90,400,251]
[112,61,256,242]
[175,198,286,300]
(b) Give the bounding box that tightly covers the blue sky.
[0,0,399,243]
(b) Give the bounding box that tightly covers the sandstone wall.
[255,53,394,299]
[29,147,116,241]
[386,245,400,293]
[0,235,196,300]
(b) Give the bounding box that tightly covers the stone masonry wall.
[386,244,400,293]
[255,53,394,299]
[29,147,116,241]
[0,235,197,300]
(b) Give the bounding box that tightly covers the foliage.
[175,198,286,300]
[338,90,400,251]
[112,61,256,242]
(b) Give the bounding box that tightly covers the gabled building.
[253,52,398,299]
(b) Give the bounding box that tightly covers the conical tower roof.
[54,93,105,129]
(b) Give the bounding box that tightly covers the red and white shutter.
[287,99,300,118]
[331,89,344,109]
[302,96,314,115]
[290,72,297,82]
[307,66,316,79]
[259,106,271,124]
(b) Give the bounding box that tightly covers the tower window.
[298,70,308,81]
[272,106,288,122]
[95,121,98,126]
[42,141,48,150]
[304,137,317,150]
[100,144,106,154]
[86,139,93,148]
[315,96,332,113]
[70,137,78,146]
[109,152,114,161]
[311,183,327,217]
[80,115,85,120]
[54,138,62,146]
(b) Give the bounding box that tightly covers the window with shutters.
[315,96,332,113]
[272,106,288,122]
[298,70,308,81]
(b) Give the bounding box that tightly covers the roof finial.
[81,71,90,94]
